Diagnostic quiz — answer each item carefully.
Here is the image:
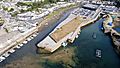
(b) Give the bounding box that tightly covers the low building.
[83,4,99,10]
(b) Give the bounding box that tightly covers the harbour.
[0,1,120,68]
[0,8,120,68]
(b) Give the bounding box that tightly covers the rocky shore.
[103,14,120,55]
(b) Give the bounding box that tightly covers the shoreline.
[37,5,102,53]
[0,5,78,63]
[102,14,120,56]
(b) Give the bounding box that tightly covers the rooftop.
[83,4,99,10]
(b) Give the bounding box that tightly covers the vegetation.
[45,4,75,19]
[13,0,70,16]
[16,0,69,13]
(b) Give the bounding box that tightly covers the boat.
[16,45,21,49]
[30,36,34,39]
[75,35,79,38]
[3,53,10,57]
[9,49,15,53]
[27,37,31,41]
[61,41,68,47]
[0,56,5,62]
[92,33,97,39]
[32,34,37,37]
[19,44,23,47]
[96,49,102,58]
[23,40,28,44]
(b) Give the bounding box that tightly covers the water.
[0,11,120,68]
[72,19,120,68]
[113,27,120,33]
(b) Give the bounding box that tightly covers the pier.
[37,5,102,53]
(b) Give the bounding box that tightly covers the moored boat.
[96,49,102,58]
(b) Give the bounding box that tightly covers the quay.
[37,3,102,53]
[0,4,77,62]
[0,31,39,62]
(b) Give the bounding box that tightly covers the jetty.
[37,4,102,53]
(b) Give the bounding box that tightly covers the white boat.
[75,35,79,38]
[9,49,15,53]
[30,36,34,39]
[16,45,21,49]
[23,40,28,44]
[27,38,31,41]
[19,44,23,47]
[3,53,10,57]
[32,34,37,37]
[0,56,5,62]
[96,49,102,58]
[62,41,68,47]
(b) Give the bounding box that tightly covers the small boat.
[27,38,31,41]
[62,41,68,47]
[23,40,28,44]
[0,56,5,62]
[96,49,102,58]
[3,53,10,57]
[16,45,21,49]
[75,35,79,38]
[30,36,34,39]
[9,49,15,53]
[19,44,23,47]
[92,33,97,39]
[33,34,37,37]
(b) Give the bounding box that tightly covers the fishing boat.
[96,49,102,58]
